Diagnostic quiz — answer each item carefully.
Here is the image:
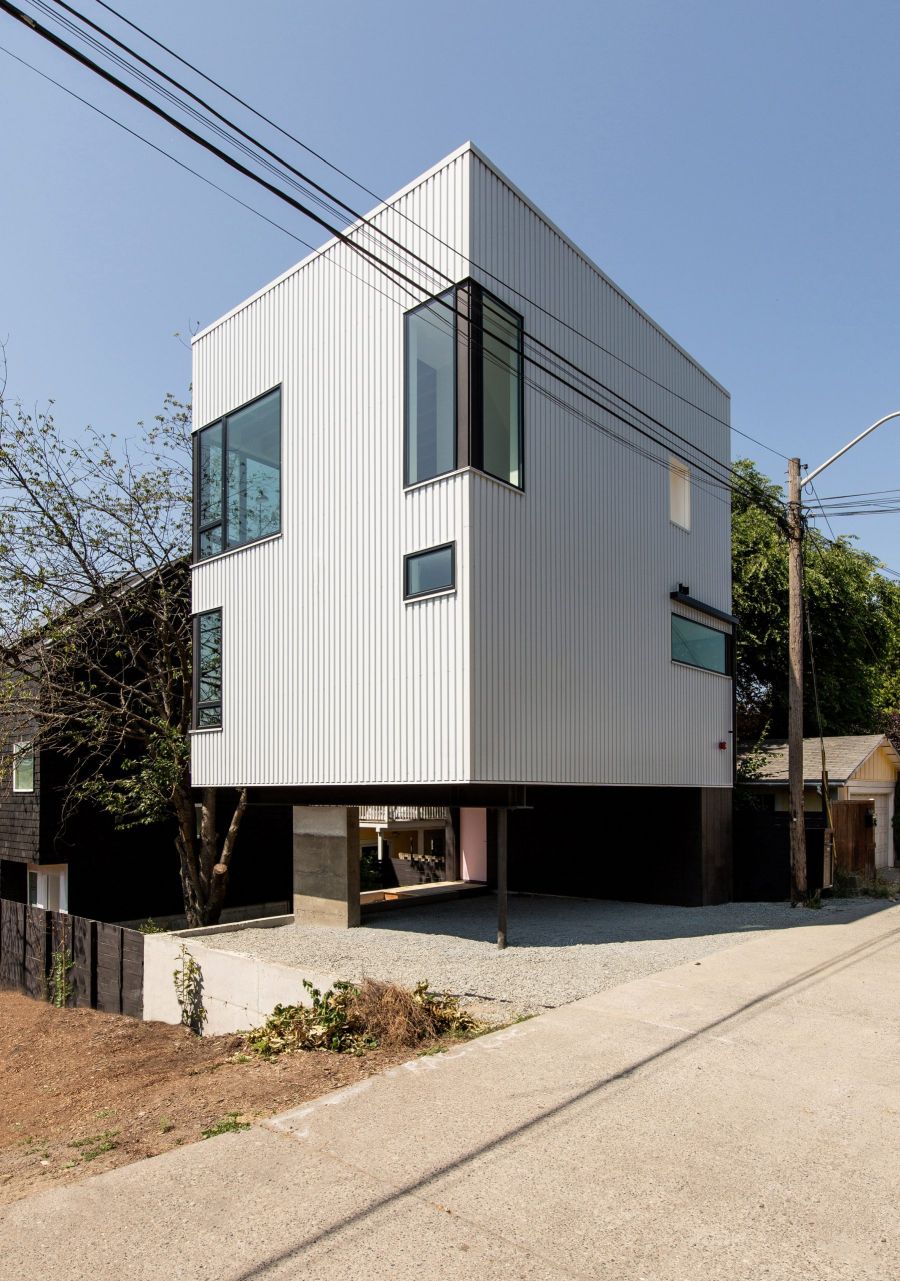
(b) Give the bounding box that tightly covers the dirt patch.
[0,991,436,1205]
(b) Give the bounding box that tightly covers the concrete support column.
[293,806,360,928]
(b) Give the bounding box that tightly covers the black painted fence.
[0,898,143,1017]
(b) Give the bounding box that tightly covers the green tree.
[0,372,246,926]
[732,458,899,740]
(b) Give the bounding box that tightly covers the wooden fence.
[0,899,143,1017]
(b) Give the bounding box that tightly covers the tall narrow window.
[476,292,523,487]
[669,458,691,530]
[193,609,223,728]
[194,387,281,560]
[404,290,456,486]
[403,281,524,491]
[12,741,34,793]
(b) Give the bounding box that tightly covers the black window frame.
[670,612,733,677]
[193,385,283,562]
[403,542,456,601]
[403,281,524,492]
[403,289,458,488]
[192,608,223,729]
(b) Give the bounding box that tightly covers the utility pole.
[787,409,900,904]
[787,457,807,903]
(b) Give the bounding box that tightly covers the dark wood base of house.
[259,784,734,911]
[505,785,732,907]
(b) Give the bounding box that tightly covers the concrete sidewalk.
[3,905,899,1281]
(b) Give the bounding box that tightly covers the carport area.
[198,892,887,1022]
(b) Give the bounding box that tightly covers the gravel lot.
[200,894,892,1020]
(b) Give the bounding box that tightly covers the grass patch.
[68,1130,118,1162]
[201,1113,250,1140]
[243,979,487,1059]
[831,866,898,899]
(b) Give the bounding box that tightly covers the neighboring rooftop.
[743,735,900,784]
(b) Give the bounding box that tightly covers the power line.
[813,486,900,502]
[36,0,449,296]
[806,479,896,663]
[0,39,745,525]
[0,43,430,323]
[38,0,765,508]
[0,0,426,303]
[85,0,789,462]
[4,0,783,520]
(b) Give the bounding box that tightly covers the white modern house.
[190,143,735,925]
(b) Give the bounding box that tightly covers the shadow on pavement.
[233,917,900,1280]
[366,892,893,948]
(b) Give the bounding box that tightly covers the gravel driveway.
[200,894,889,1020]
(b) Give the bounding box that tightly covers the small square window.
[404,544,455,600]
[12,742,34,793]
[669,458,691,530]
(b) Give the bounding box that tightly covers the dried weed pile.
[243,978,486,1058]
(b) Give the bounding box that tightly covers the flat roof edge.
[192,142,475,345]
[192,140,730,400]
[465,143,729,399]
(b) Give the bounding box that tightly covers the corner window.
[404,543,455,600]
[671,614,729,675]
[193,609,223,728]
[194,388,281,560]
[475,291,523,487]
[405,291,456,486]
[12,742,34,793]
[404,282,524,490]
[669,458,691,530]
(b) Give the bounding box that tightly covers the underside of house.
[244,786,733,927]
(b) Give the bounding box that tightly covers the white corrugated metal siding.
[192,150,472,787]
[467,151,732,788]
[192,144,732,791]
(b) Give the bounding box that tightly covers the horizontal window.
[194,387,281,560]
[671,613,730,675]
[404,543,455,600]
[193,609,223,728]
[12,741,34,793]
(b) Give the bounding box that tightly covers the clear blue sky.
[1,0,898,568]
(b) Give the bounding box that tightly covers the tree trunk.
[173,781,248,928]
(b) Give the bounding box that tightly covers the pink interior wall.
[460,807,488,882]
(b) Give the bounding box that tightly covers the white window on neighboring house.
[12,741,34,793]
[669,458,691,530]
[27,864,68,914]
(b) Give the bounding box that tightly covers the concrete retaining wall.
[142,917,338,1035]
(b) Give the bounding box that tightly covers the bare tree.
[0,362,245,925]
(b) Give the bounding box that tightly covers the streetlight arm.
[800,410,900,490]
